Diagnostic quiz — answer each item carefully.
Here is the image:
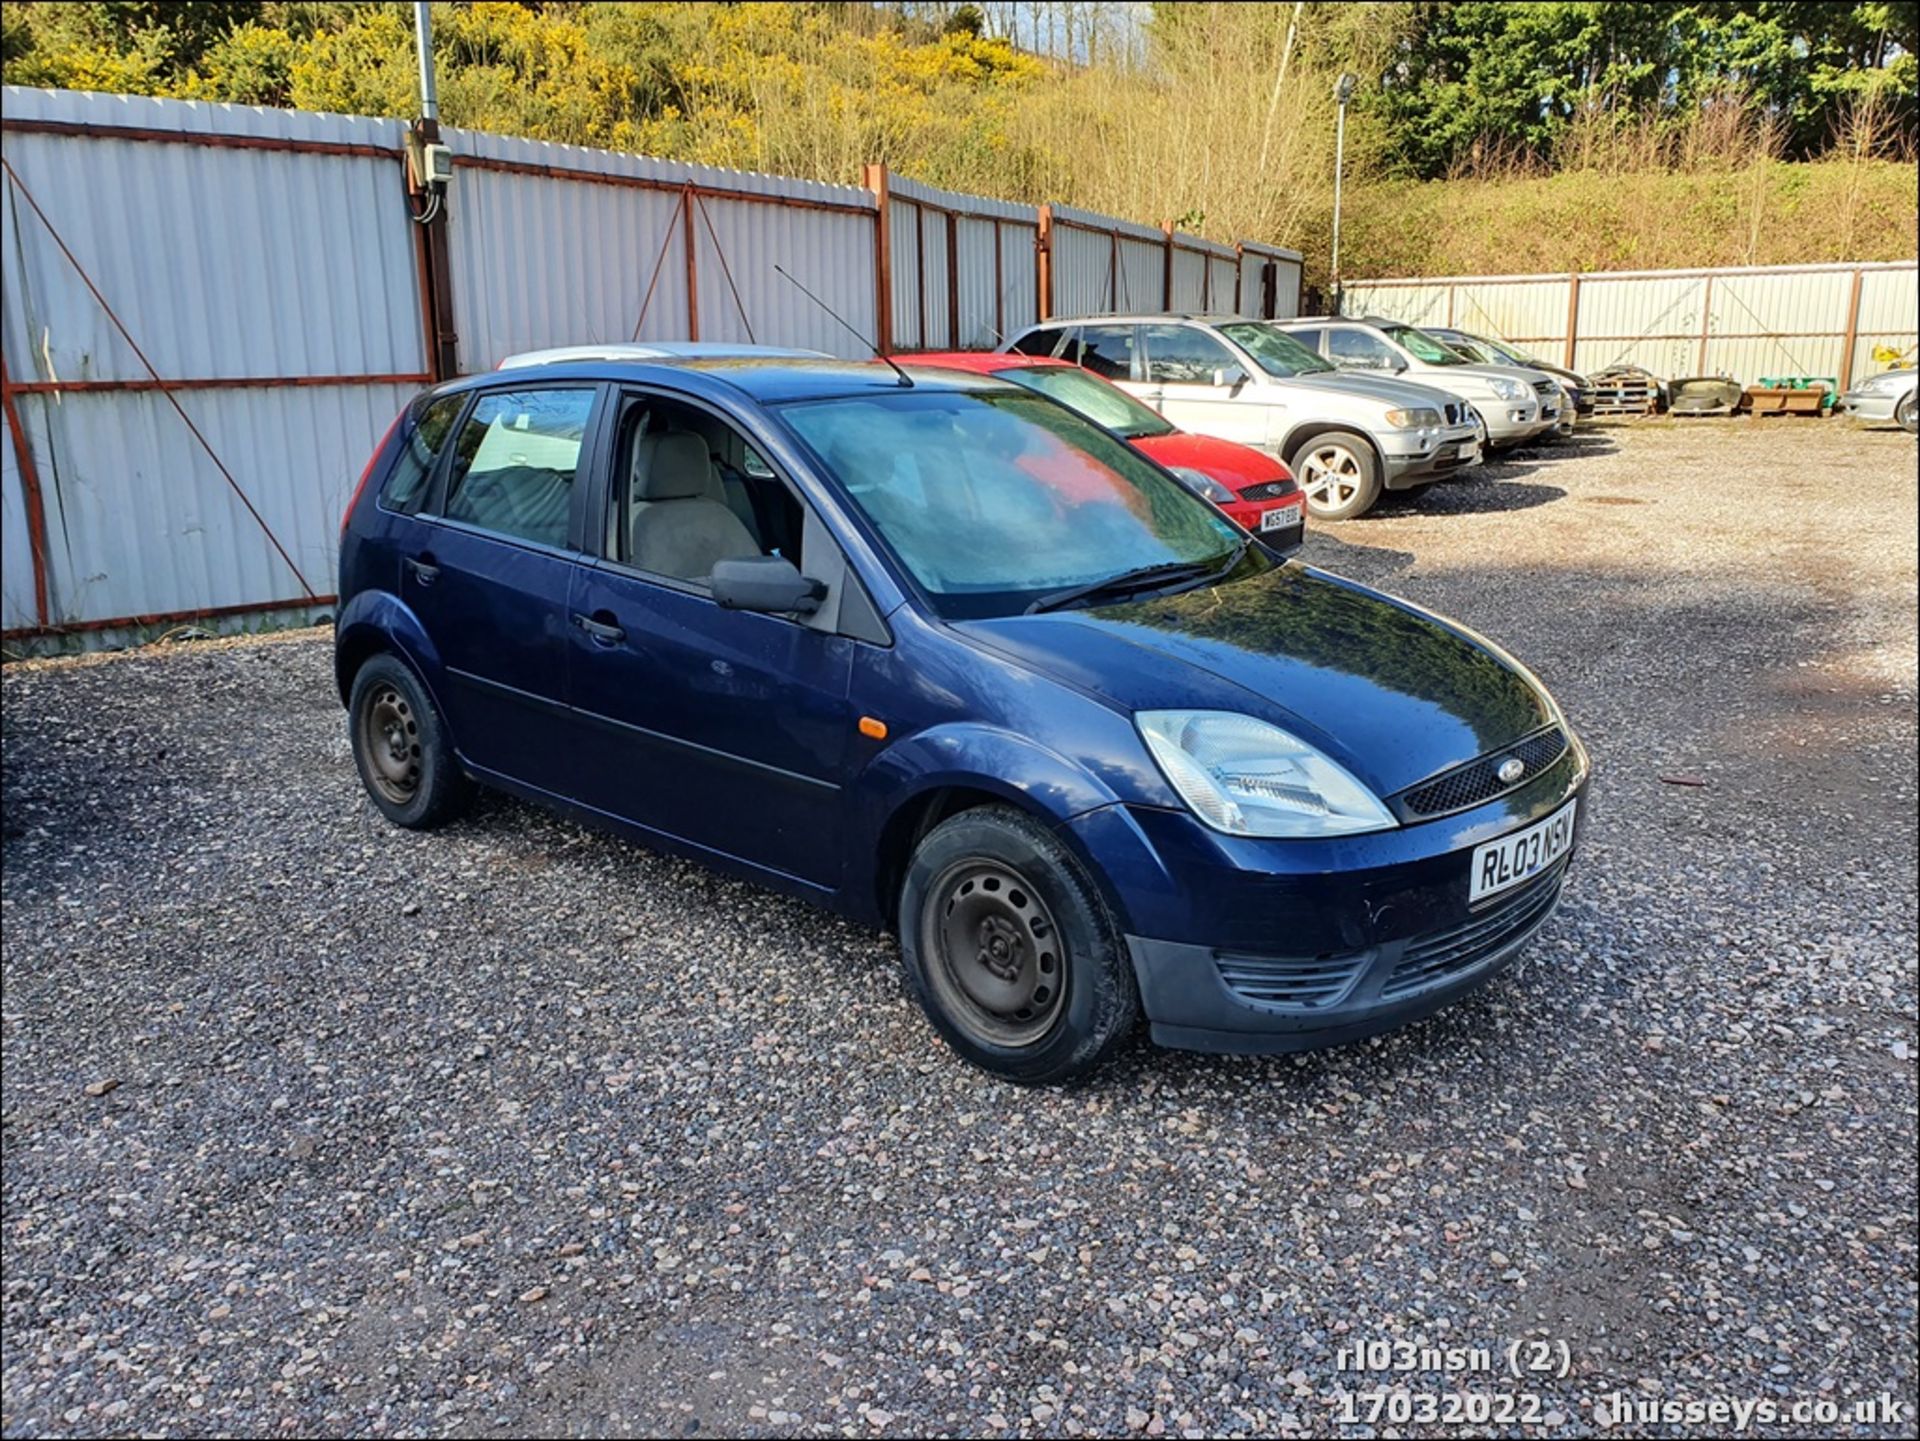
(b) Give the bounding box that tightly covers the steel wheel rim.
[358,683,422,805]
[1300,444,1362,509]
[923,859,1066,1047]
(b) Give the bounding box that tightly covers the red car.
[906,352,1304,552]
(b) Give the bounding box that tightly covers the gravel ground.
[3,417,1916,1439]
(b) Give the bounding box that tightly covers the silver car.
[1274,317,1564,450]
[1836,368,1918,432]
[1001,315,1483,519]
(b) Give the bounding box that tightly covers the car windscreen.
[781,388,1246,620]
[1220,323,1334,377]
[1462,332,1529,366]
[998,365,1175,439]
[1381,324,1469,364]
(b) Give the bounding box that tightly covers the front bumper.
[1480,398,1542,444]
[1380,422,1483,487]
[1835,389,1903,421]
[1064,741,1589,1054]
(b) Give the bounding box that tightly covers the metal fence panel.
[1167,248,1204,311]
[1115,236,1160,312]
[1,402,41,632]
[998,222,1039,338]
[1349,262,1916,385]
[1052,221,1115,318]
[953,216,1002,348]
[695,193,875,358]
[888,199,924,350]
[19,382,412,626]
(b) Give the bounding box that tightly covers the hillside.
[3,1,1915,283]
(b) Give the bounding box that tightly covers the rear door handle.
[405,554,440,585]
[572,612,625,645]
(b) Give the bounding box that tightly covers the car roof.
[498,341,831,369]
[444,355,1012,405]
[906,351,1073,373]
[1022,313,1256,328]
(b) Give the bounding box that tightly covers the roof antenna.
[774,263,912,387]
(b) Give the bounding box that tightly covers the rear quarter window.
[380,394,464,512]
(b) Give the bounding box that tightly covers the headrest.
[632,431,714,502]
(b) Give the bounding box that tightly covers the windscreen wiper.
[1025,540,1248,615]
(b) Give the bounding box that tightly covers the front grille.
[1398,727,1567,819]
[1532,379,1556,396]
[1381,864,1565,999]
[1239,480,1297,501]
[1443,401,1464,424]
[1214,948,1370,1011]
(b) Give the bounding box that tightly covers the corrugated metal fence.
[1344,262,1918,389]
[1,86,1302,647]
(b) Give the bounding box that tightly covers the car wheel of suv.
[348,653,469,829]
[1898,389,1918,434]
[899,805,1138,1084]
[1290,432,1381,520]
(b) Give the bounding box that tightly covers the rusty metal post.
[992,218,1005,341]
[1447,283,1456,326]
[863,163,893,355]
[1563,273,1581,369]
[1162,222,1175,311]
[682,183,699,341]
[1036,205,1053,321]
[945,211,960,346]
[1839,268,1864,390]
[0,353,52,627]
[409,118,459,379]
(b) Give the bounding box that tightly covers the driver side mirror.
[711,556,826,616]
[1212,365,1249,392]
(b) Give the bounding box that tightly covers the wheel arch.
[1279,421,1386,477]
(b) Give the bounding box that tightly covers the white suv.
[1274,317,1564,450]
[1002,315,1483,519]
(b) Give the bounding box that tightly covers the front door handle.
[572,612,625,646]
[405,554,440,586]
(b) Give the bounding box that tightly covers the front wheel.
[898,806,1138,1084]
[1289,431,1382,520]
[1898,389,1917,434]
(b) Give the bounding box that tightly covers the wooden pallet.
[1588,376,1661,415]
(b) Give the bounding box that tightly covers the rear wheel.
[348,653,468,829]
[1898,389,1917,434]
[899,806,1137,1084]
[1290,431,1381,520]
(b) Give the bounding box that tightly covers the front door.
[1137,322,1270,447]
[563,389,857,890]
[402,383,602,797]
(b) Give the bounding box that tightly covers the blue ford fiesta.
[336,356,1588,1083]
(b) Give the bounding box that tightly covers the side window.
[380,393,463,512]
[1327,328,1398,369]
[1009,326,1070,360]
[1142,324,1236,384]
[443,388,595,547]
[613,394,803,585]
[1078,325,1137,380]
[1286,326,1325,354]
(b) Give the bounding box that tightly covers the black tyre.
[1898,389,1918,434]
[347,652,469,829]
[1288,430,1382,520]
[898,805,1138,1084]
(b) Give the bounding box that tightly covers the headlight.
[1168,466,1238,504]
[1383,407,1441,429]
[1860,371,1902,393]
[1486,376,1527,401]
[1136,710,1397,838]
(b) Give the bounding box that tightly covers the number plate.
[1260,502,1303,533]
[1469,798,1577,902]
[1455,441,1482,463]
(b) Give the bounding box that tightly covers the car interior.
[612,396,804,583]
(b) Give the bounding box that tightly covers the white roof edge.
[1350,260,1918,286]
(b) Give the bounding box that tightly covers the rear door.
[1325,325,1405,376]
[1139,323,1269,446]
[1074,323,1145,401]
[401,383,605,797]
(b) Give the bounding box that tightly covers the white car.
[1836,368,1918,432]
[1002,315,1483,519]
[1274,317,1565,450]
